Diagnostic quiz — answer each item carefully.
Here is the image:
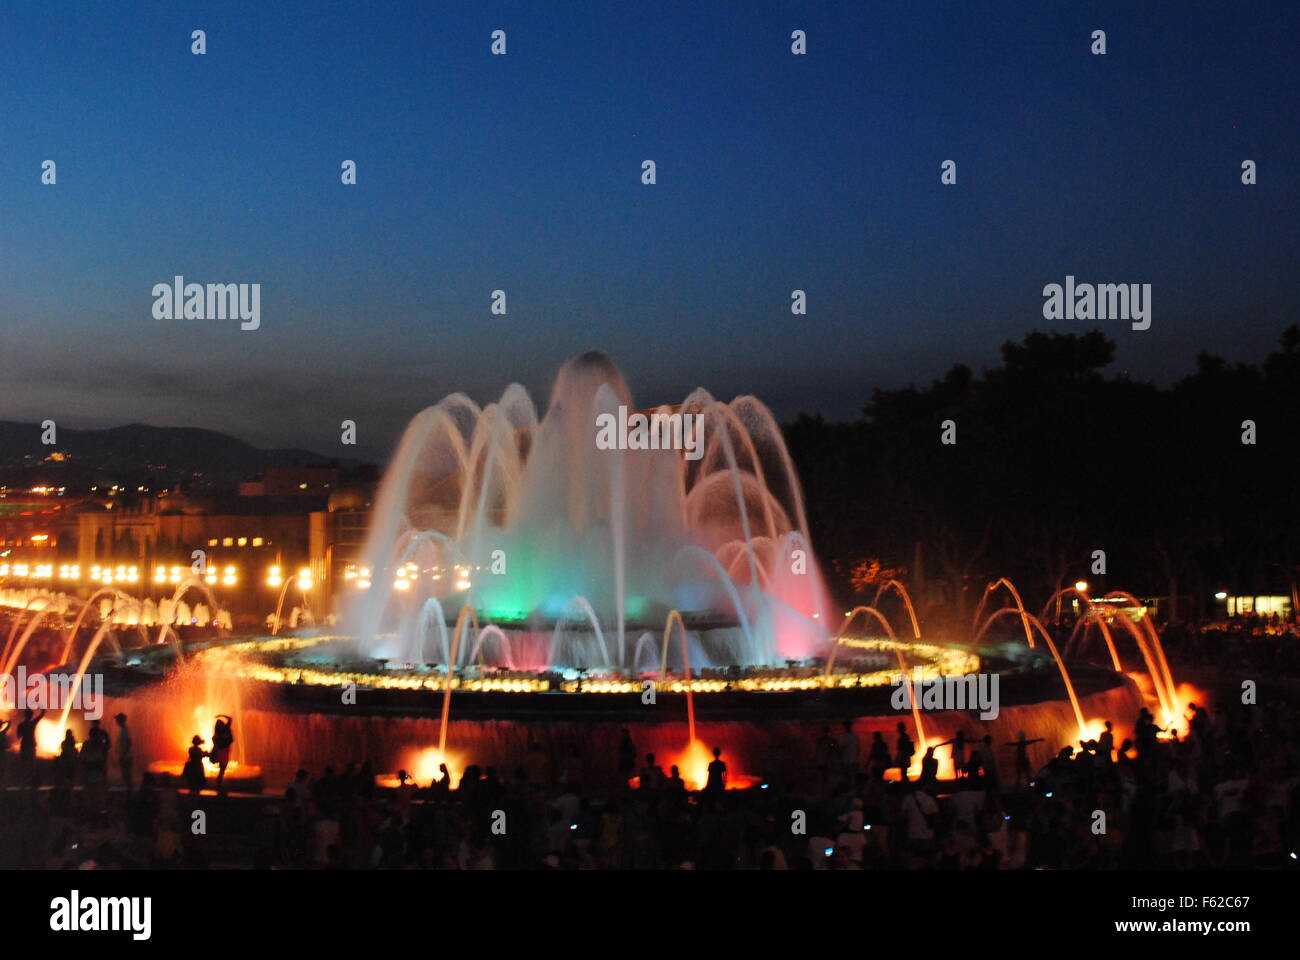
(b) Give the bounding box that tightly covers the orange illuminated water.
[146,758,264,792]
[35,721,63,757]
[392,746,462,787]
[625,738,760,792]
[1125,674,1210,739]
[882,738,960,782]
[148,758,258,777]
[975,579,1201,750]
[1073,678,1210,758]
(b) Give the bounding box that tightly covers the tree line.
[784,327,1300,626]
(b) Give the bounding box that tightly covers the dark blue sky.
[2,1,1296,460]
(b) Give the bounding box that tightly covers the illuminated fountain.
[6,354,1196,797]
[973,579,1206,749]
[143,654,264,794]
[70,352,854,791]
[0,579,256,782]
[346,350,832,672]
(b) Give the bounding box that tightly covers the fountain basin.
[146,760,264,795]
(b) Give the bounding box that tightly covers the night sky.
[2,1,1296,461]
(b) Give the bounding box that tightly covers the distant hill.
[0,421,369,489]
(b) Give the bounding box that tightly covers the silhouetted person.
[1188,702,1210,742]
[1046,746,1074,784]
[1096,720,1114,763]
[54,729,78,788]
[974,735,999,791]
[918,746,939,787]
[1135,708,1162,758]
[868,731,890,780]
[431,762,451,799]
[938,730,971,777]
[115,713,134,791]
[640,753,664,791]
[183,735,207,794]
[16,708,44,788]
[666,765,686,799]
[895,722,915,780]
[705,747,727,795]
[211,715,234,795]
[81,718,110,789]
[1004,731,1043,788]
[393,769,416,819]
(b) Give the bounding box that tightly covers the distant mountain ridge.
[0,421,366,487]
